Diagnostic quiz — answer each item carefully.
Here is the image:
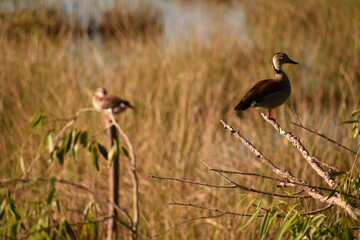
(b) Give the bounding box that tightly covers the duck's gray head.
[272,52,298,72]
[94,87,107,98]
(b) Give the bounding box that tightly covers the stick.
[290,122,357,156]
[106,117,120,240]
[220,119,360,219]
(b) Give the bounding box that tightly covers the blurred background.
[0,0,359,238]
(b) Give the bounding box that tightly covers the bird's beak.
[287,58,299,65]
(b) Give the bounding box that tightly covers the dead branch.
[105,116,119,240]
[220,119,360,219]
[105,114,139,240]
[261,114,337,187]
[149,175,237,189]
[107,113,139,240]
[210,169,360,200]
[219,119,297,187]
[203,161,310,199]
[169,201,259,217]
[151,174,309,199]
[170,201,333,217]
[151,213,226,238]
[152,201,332,238]
[291,122,357,156]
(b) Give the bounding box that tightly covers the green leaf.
[88,222,98,239]
[9,201,23,220]
[0,199,6,220]
[259,209,271,240]
[341,120,358,125]
[56,147,65,165]
[83,202,93,218]
[351,107,360,116]
[64,220,77,240]
[326,190,337,200]
[97,143,108,159]
[64,132,73,154]
[29,113,47,130]
[260,207,278,240]
[238,202,262,231]
[308,214,326,237]
[276,212,299,240]
[46,181,56,204]
[122,146,130,158]
[89,142,99,171]
[343,221,353,240]
[107,143,119,165]
[329,171,346,177]
[80,224,88,239]
[19,157,26,175]
[79,131,88,147]
[47,133,54,153]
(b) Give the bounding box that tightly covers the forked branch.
[261,114,337,188]
[220,118,360,219]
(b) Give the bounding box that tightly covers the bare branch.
[291,122,357,156]
[219,119,298,186]
[154,201,333,238]
[211,169,360,200]
[170,201,259,217]
[151,213,226,238]
[107,113,139,239]
[220,118,360,219]
[261,114,337,187]
[149,175,237,189]
[0,178,133,229]
[202,162,310,199]
[300,205,334,216]
[171,201,333,217]
[151,174,309,199]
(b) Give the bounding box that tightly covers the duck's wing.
[103,95,134,109]
[234,79,285,111]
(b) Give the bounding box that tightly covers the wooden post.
[106,117,119,240]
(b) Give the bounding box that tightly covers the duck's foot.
[266,110,275,120]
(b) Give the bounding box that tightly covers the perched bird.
[92,87,134,114]
[234,52,298,119]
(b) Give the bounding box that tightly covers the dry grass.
[0,0,359,239]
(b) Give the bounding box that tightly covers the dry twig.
[261,114,337,187]
[150,174,309,199]
[150,201,333,238]
[170,201,333,217]
[291,122,357,156]
[220,118,360,219]
[210,169,360,200]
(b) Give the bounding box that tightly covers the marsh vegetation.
[0,0,359,239]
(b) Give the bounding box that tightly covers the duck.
[234,52,298,119]
[92,87,134,114]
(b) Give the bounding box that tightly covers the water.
[0,0,249,47]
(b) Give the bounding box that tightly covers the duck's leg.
[267,109,272,119]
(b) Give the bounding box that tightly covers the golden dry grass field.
[0,0,359,239]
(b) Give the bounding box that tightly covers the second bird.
[92,87,134,114]
[234,52,298,119]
